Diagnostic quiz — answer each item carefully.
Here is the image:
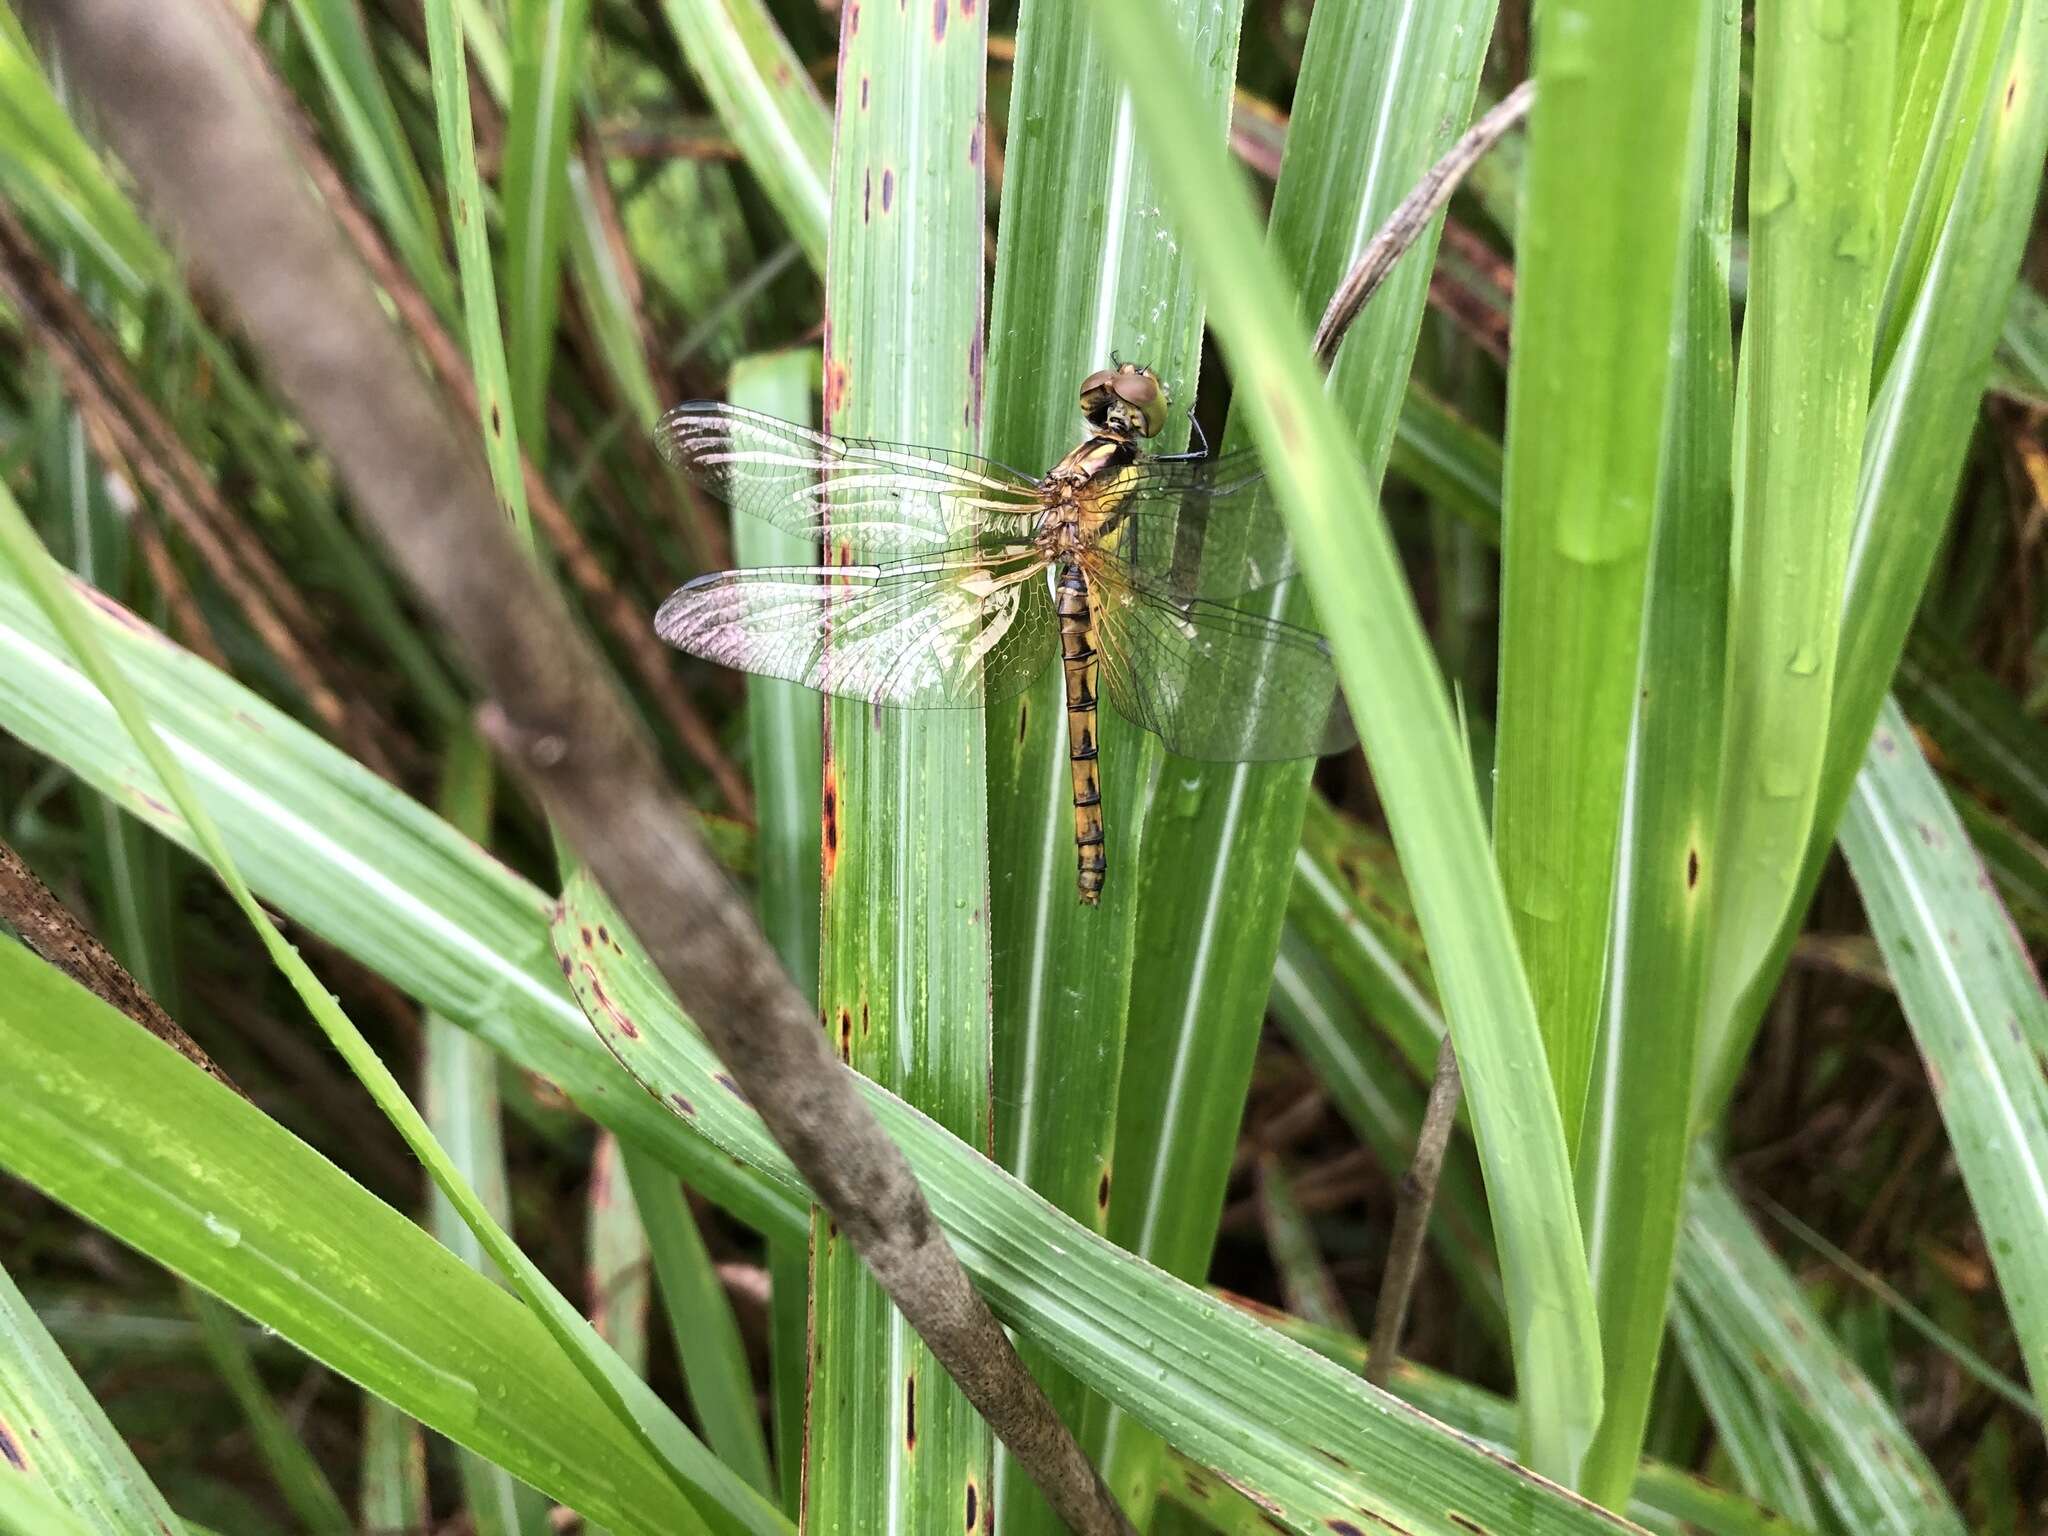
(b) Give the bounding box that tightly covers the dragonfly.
[653,361,1354,904]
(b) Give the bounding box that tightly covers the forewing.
[1087,564,1354,762]
[1106,448,1301,602]
[655,548,1056,708]
[656,402,1046,559]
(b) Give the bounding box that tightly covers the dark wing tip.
[651,401,727,466]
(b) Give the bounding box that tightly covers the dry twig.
[0,834,241,1094]
[1312,80,1534,365]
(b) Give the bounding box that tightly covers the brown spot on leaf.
[558,954,573,978]
[1328,1523,1367,1536]
[669,1091,696,1116]
[861,75,870,109]
[963,1478,979,1530]
[1097,1168,1111,1211]
[587,973,640,1039]
[715,1071,748,1104]
[0,1418,24,1469]
[904,1374,917,1449]
[1686,848,1700,889]
[822,767,840,881]
[1447,1517,1486,1535]
[882,169,895,213]
[837,1007,853,1063]
[580,926,594,947]
[863,168,872,222]
[490,402,503,435]
[823,356,851,424]
[933,0,946,40]
[968,119,983,169]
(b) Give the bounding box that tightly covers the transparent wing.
[655,546,1056,708]
[1097,448,1302,603]
[656,402,1048,559]
[1086,561,1355,762]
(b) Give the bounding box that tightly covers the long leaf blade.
[1492,0,1704,1154]
[1838,699,2048,1419]
[1086,0,1604,1481]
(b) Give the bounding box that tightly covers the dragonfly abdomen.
[1055,560,1106,905]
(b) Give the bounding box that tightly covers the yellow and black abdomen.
[1055,559,1105,904]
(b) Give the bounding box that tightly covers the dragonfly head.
[1080,361,1169,440]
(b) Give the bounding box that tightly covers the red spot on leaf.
[821,765,840,882]
[823,356,851,425]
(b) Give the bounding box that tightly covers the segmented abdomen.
[1056,561,1105,904]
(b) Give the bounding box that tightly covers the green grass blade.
[655,0,830,274]
[1993,278,2048,401]
[1572,0,1738,1504]
[1171,1302,1811,1536]
[1700,0,2048,1113]
[1960,800,2048,947]
[1268,926,1507,1348]
[503,0,594,452]
[1389,385,1503,541]
[978,0,1239,1524]
[0,943,712,1536]
[0,1256,185,1532]
[424,0,534,543]
[1099,0,1500,1507]
[554,873,1644,1535]
[187,1288,354,1536]
[282,0,458,318]
[1696,0,1895,1096]
[0,1466,133,1536]
[1666,1292,1822,1527]
[1087,0,1603,1482]
[1874,0,2010,368]
[1678,1158,1968,1536]
[811,0,994,1525]
[728,351,821,992]
[428,1012,556,1536]
[727,350,820,1520]
[422,732,555,1536]
[588,1132,655,1377]
[1288,792,1450,1090]
[1757,1196,2040,1419]
[1838,699,2048,1419]
[621,1149,778,1498]
[564,154,663,427]
[357,1394,428,1536]
[1896,629,2048,847]
[1491,0,1704,1156]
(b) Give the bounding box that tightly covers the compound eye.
[1078,369,1117,412]
[1114,369,1168,437]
